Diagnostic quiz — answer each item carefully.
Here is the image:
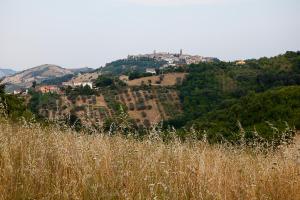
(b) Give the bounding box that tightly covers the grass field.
[0,119,299,200]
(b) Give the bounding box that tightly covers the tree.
[0,84,5,95]
[95,76,114,87]
[32,81,37,88]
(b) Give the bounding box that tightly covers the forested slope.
[168,51,300,142]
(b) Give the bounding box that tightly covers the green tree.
[95,76,114,87]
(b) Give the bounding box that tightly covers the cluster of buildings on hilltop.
[62,81,93,89]
[128,49,218,67]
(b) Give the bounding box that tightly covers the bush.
[136,102,146,111]
[141,111,147,118]
[129,103,135,111]
[143,119,151,127]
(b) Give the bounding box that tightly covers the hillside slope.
[188,86,300,143]
[172,51,300,126]
[0,68,16,78]
[1,64,73,89]
[11,51,300,144]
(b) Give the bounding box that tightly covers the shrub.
[143,119,151,127]
[136,102,146,111]
[129,103,135,111]
[141,111,147,118]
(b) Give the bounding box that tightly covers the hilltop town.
[128,50,219,66]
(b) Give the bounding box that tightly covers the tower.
[180,49,183,56]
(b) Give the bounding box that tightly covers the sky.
[0,0,299,70]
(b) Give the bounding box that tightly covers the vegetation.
[101,57,166,75]
[167,51,300,143]
[0,84,33,121]
[189,86,300,142]
[2,51,300,199]
[128,71,154,80]
[102,89,124,112]
[94,75,114,87]
[0,119,299,199]
[94,75,127,89]
[41,74,74,85]
[63,85,97,104]
[10,51,300,146]
[29,90,60,117]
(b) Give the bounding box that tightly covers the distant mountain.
[0,68,16,78]
[1,64,73,89]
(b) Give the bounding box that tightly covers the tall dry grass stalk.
[0,119,299,200]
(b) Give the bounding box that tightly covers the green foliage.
[41,74,74,85]
[94,75,127,90]
[28,91,60,117]
[94,76,114,87]
[64,85,96,103]
[188,86,300,143]
[166,51,300,144]
[0,85,5,95]
[102,89,123,112]
[32,81,37,88]
[0,84,34,121]
[173,51,300,126]
[128,71,153,80]
[103,106,137,135]
[101,57,166,75]
[66,112,83,132]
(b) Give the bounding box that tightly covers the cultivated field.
[127,73,187,86]
[0,119,299,200]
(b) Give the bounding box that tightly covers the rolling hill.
[0,68,16,78]
[1,64,73,90]
[1,51,299,144]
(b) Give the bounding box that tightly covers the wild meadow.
[0,118,299,200]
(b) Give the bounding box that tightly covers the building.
[146,68,156,75]
[37,85,59,93]
[13,90,21,95]
[236,60,246,65]
[73,82,93,88]
[62,82,73,87]
[62,81,93,88]
[119,75,129,82]
[128,50,219,67]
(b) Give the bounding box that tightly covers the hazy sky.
[0,0,299,70]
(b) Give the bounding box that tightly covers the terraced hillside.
[35,87,182,128]
[31,73,186,128]
[126,73,187,86]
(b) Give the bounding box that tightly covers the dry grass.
[127,73,187,86]
[0,119,299,200]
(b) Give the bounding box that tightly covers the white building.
[63,81,93,88]
[13,90,21,95]
[146,68,156,75]
[73,82,93,88]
